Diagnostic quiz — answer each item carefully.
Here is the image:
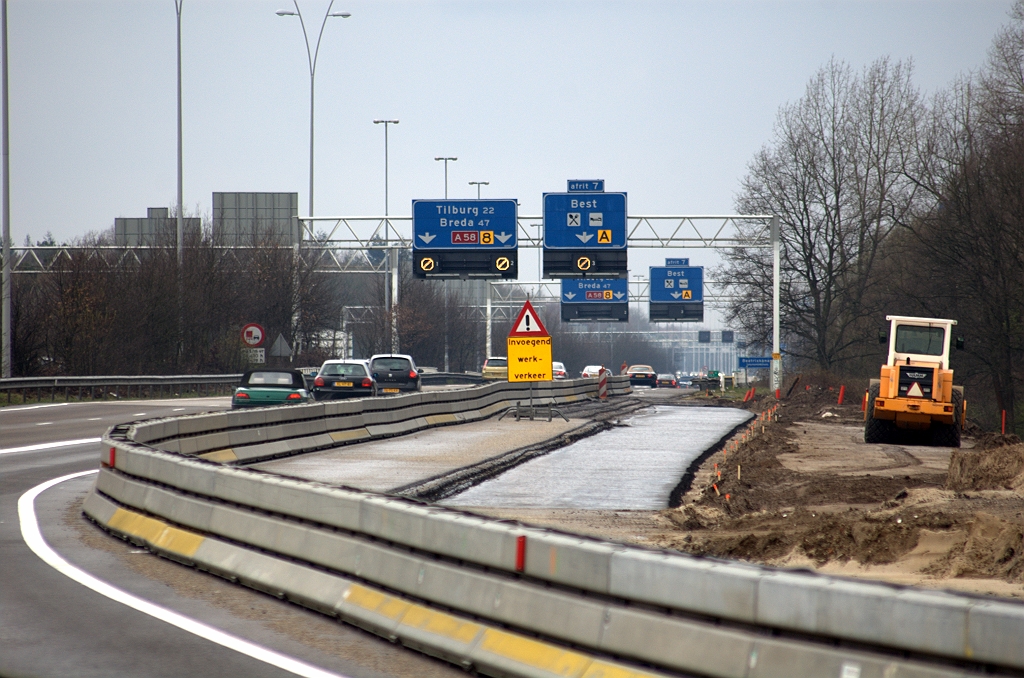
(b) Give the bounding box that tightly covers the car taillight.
[409,370,417,379]
[314,376,325,387]
[362,378,372,387]
[235,392,249,399]
[286,392,302,400]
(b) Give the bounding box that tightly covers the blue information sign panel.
[560,278,628,303]
[412,199,517,250]
[649,266,704,302]
[543,192,626,250]
[738,356,773,369]
[567,179,604,192]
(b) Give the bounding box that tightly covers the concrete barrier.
[91,375,1024,675]
[85,474,976,678]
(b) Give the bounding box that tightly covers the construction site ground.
[471,387,1024,601]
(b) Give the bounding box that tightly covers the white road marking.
[36,422,53,426]
[0,402,70,412]
[133,413,147,416]
[173,408,185,411]
[19,471,351,678]
[0,438,102,455]
[87,417,102,421]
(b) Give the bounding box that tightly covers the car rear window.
[371,358,412,371]
[245,371,302,387]
[486,358,507,367]
[320,363,367,377]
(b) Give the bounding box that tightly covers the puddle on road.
[443,406,752,510]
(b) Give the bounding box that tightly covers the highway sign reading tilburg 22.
[412,199,517,250]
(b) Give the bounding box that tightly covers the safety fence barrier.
[1,374,243,404]
[83,377,1023,678]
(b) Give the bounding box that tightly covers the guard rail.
[1,373,242,404]
[83,377,1024,678]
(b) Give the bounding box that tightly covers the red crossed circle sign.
[241,323,265,348]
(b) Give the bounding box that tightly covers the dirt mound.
[974,432,1022,450]
[946,443,1024,491]
[926,512,1024,583]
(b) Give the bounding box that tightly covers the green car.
[232,369,313,408]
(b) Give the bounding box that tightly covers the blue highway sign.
[412,199,517,250]
[561,278,628,303]
[567,179,604,192]
[649,266,704,302]
[543,192,626,250]
[738,356,773,369]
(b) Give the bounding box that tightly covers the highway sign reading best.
[543,192,626,249]
[412,199,517,250]
[649,266,704,302]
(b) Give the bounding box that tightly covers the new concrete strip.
[252,417,586,493]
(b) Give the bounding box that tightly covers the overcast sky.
[5,0,1016,281]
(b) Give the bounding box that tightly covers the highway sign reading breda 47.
[561,278,628,303]
[412,199,517,249]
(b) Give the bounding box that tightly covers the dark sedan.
[656,373,679,388]
[312,360,377,400]
[369,354,422,394]
[627,364,657,387]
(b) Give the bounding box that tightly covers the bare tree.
[720,57,923,371]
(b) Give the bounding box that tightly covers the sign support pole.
[485,282,493,358]
[771,215,781,392]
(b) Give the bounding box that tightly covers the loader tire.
[864,383,894,444]
[930,388,963,448]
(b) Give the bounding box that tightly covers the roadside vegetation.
[719,2,1024,433]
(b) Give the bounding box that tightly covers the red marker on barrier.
[515,535,526,572]
[106,447,116,468]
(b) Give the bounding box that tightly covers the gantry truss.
[4,215,772,274]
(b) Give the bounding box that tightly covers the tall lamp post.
[468,180,488,199]
[373,119,399,353]
[1,0,10,378]
[434,157,457,198]
[434,157,457,371]
[276,1,350,217]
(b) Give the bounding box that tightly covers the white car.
[552,361,568,379]
[581,365,604,378]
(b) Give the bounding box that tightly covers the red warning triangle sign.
[907,382,924,398]
[508,300,549,337]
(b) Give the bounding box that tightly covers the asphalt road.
[0,398,461,678]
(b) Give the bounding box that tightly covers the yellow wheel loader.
[865,316,965,447]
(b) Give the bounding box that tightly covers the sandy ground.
[472,388,1024,601]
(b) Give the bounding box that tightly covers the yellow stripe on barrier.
[330,428,371,443]
[400,603,483,645]
[107,508,204,559]
[198,449,237,463]
[344,584,411,621]
[581,660,664,678]
[425,414,458,425]
[478,628,592,677]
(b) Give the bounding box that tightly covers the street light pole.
[434,157,457,198]
[373,119,399,353]
[1,0,10,378]
[468,181,489,199]
[434,157,456,371]
[277,2,350,217]
[174,1,183,266]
